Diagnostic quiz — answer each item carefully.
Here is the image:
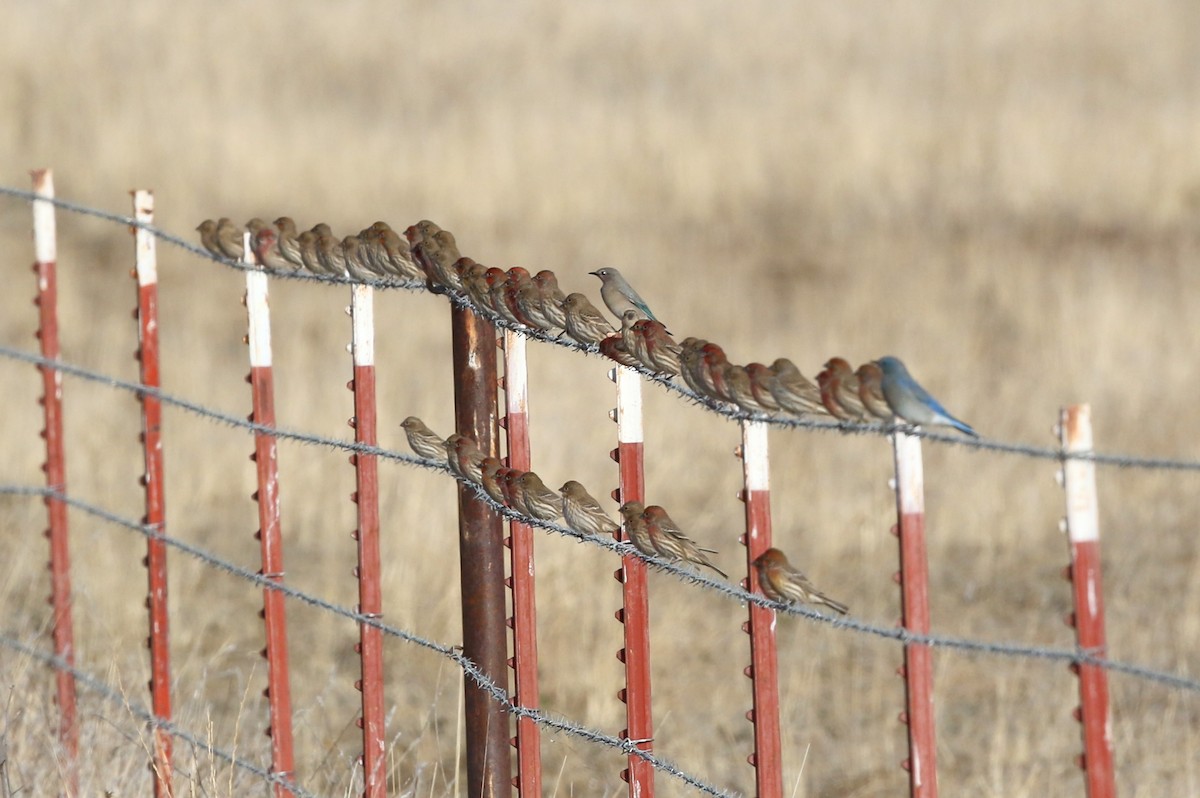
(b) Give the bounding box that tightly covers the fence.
[2,171,1199,797]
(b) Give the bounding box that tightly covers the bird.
[341,236,377,281]
[296,230,325,275]
[273,217,305,267]
[745,363,783,412]
[854,362,893,421]
[518,472,562,521]
[215,218,246,260]
[702,345,738,404]
[252,226,291,271]
[314,226,350,277]
[502,470,531,515]
[768,358,826,416]
[479,457,509,504]
[590,267,661,325]
[400,417,448,464]
[637,320,682,376]
[370,222,421,279]
[560,481,619,538]
[618,501,657,556]
[355,227,392,277]
[444,434,486,483]
[642,505,727,578]
[196,219,222,257]
[460,262,496,313]
[502,268,541,327]
[677,338,713,396]
[876,356,978,436]
[817,357,868,421]
[753,547,848,615]
[598,335,642,369]
[722,363,771,414]
[562,293,614,345]
[532,270,568,329]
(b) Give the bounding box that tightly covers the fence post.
[131,189,174,798]
[243,237,298,797]
[30,168,79,793]
[609,365,654,796]
[738,420,783,798]
[450,302,512,798]
[348,284,387,798]
[891,431,938,798]
[1058,405,1117,798]
[499,330,542,796]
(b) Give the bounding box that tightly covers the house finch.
[502,469,531,515]
[296,230,325,275]
[639,321,682,376]
[252,225,292,271]
[532,270,568,329]
[677,338,713,396]
[196,219,222,257]
[818,357,868,421]
[518,472,562,521]
[876,356,977,436]
[590,267,662,325]
[479,458,510,504]
[854,361,894,421]
[400,417,448,464]
[273,217,305,267]
[502,268,540,327]
[215,218,245,260]
[314,226,349,278]
[753,547,848,615]
[341,236,377,281]
[560,480,618,538]
[599,335,641,369]
[444,434,485,483]
[562,293,614,345]
[368,222,421,279]
[768,357,826,416]
[618,501,656,556]
[460,262,495,313]
[642,505,726,578]
[702,345,737,404]
[722,363,771,414]
[516,280,556,330]
[488,269,525,325]
[745,363,782,412]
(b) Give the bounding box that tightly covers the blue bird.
[589,267,660,324]
[876,356,977,437]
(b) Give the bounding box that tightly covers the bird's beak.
[588,270,600,277]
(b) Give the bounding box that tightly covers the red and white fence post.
[348,284,387,798]
[499,330,543,795]
[891,431,938,798]
[132,189,174,797]
[609,365,654,796]
[1058,405,1116,798]
[243,239,298,797]
[737,420,783,798]
[31,168,79,792]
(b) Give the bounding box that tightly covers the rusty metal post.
[499,330,542,796]
[1058,405,1116,798]
[31,169,79,791]
[609,365,654,796]
[451,302,511,798]
[737,420,783,798]
[132,189,174,797]
[243,237,298,797]
[891,431,938,798]
[348,284,387,798]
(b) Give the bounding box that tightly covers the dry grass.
[2,1,1200,795]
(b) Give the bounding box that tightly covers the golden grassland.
[2,1,1200,795]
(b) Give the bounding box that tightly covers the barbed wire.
[5,184,1200,471]
[0,485,738,797]
[0,631,319,798]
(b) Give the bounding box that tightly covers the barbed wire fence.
[1,175,1198,798]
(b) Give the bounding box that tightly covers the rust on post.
[1059,405,1116,798]
[31,168,79,793]
[892,431,938,798]
[452,302,511,798]
[133,189,174,797]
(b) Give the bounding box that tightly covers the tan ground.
[2,2,1199,796]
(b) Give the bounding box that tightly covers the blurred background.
[2,1,1199,795]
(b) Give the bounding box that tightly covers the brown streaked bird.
[400,417,448,464]
[502,268,540,327]
[252,224,293,270]
[460,262,495,312]
[768,357,826,416]
[532,270,568,329]
[314,226,349,277]
[702,345,737,404]
[817,357,868,421]
[502,470,531,515]
[598,335,641,369]
[855,361,894,421]
[341,236,377,281]
[516,280,556,330]
[518,472,562,521]
[371,222,421,279]
[618,501,656,556]
[560,480,619,539]
[562,293,614,345]
[215,217,246,260]
[642,505,727,578]
[450,435,486,484]
[196,220,222,257]
[273,217,305,267]
[745,363,783,412]
[677,338,712,396]
[722,363,770,414]
[296,230,325,275]
[639,321,682,376]
[479,458,510,505]
[356,228,391,276]
[753,547,848,615]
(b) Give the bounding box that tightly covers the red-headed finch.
[502,469,531,515]
[677,338,712,396]
[768,357,826,416]
[723,363,770,414]
[753,547,848,615]
[745,363,782,412]
[562,293,614,345]
[252,225,291,270]
[817,357,868,421]
[518,472,562,521]
[618,501,656,556]
[479,457,509,504]
[560,481,619,538]
[854,361,894,421]
[599,335,642,369]
[400,417,448,464]
[642,505,727,578]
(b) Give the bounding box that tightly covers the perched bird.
[371,222,421,279]
[502,268,540,327]
[590,267,661,325]
[341,236,377,281]
[599,335,642,369]
[723,363,770,414]
[745,363,783,412]
[854,362,893,421]
[445,434,486,483]
[677,338,713,396]
[618,501,656,556]
[252,226,291,271]
[532,270,568,329]
[518,472,562,521]
[400,417,448,464]
[876,356,977,436]
[296,231,325,275]
[273,217,305,267]
[479,457,509,504]
[702,345,737,404]
[502,470,531,515]
[754,547,848,615]
[196,219,222,257]
[768,357,826,416]
[642,505,727,578]
[460,262,495,313]
[356,227,392,277]
[215,218,246,260]
[516,281,557,330]
[246,217,270,241]
[560,481,619,538]
[314,226,350,277]
[562,293,614,345]
[817,357,868,421]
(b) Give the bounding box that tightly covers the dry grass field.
[2,1,1200,795]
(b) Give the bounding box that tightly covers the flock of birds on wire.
[198,215,982,617]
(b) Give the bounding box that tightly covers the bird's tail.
[819,594,849,615]
[948,415,978,438]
